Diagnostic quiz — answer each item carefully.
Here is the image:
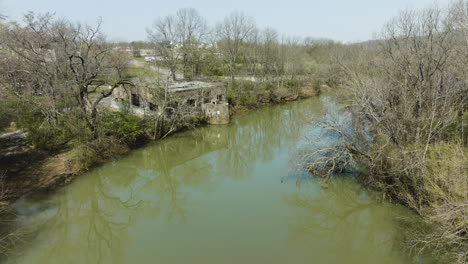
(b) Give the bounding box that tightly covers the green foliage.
[13,104,148,152]
[198,51,228,77]
[226,81,258,106]
[263,81,275,91]
[102,111,145,146]
[226,82,238,105]
[27,125,68,151]
[239,94,257,107]
[142,115,156,137]
[238,80,256,91]
[15,106,67,151]
[283,79,303,89]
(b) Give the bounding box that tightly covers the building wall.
[202,102,229,125]
[111,82,230,124]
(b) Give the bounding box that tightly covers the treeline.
[145,8,340,106]
[146,8,319,81]
[305,1,467,263]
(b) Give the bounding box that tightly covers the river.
[4,96,426,264]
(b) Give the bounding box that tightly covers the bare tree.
[448,0,468,91]
[216,12,256,81]
[310,5,467,204]
[148,8,208,81]
[1,13,64,127]
[243,27,260,78]
[176,8,209,79]
[258,28,281,81]
[303,4,467,263]
[147,15,180,81]
[284,37,306,82]
[1,13,133,135]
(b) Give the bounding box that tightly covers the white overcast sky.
[0,0,454,43]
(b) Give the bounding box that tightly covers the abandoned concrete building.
[111,81,230,124]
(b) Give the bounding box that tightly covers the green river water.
[5,97,427,264]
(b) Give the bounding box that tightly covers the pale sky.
[0,0,452,43]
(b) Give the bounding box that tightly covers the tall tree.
[176,8,208,79]
[148,8,208,81]
[148,15,180,81]
[216,12,256,81]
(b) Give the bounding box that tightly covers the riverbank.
[0,87,320,210]
[1,94,423,264]
[302,91,467,263]
[230,86,319,114]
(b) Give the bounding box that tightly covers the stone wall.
[202,102,229,125]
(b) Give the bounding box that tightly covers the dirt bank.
[0,132,81,207]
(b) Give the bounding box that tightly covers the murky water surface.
[5,97,420,264]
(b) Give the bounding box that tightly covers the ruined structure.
[111,81,230,124]
[202,103,229,125]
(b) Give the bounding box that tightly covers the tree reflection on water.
[285,177,411,264]
[8,97,408,264]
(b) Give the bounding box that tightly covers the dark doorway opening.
[131,94,140,107]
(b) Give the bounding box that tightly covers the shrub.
[102,111,145,147]
[226,82,238,105]
[283,79,303,89]
[16,107,69,151]
[72,136,129,170]
[263,81,276,91]
[239,94,257,107]
[27,125,68,151]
